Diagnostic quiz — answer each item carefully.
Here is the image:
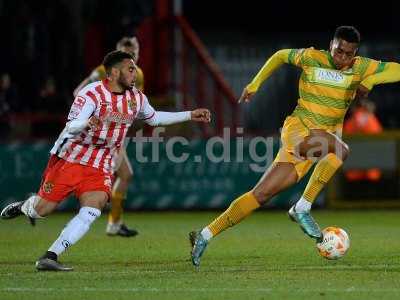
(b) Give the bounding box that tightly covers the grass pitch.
[0,210,400,300]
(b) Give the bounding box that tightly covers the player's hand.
[191,109,211,123]
[88,116,102,130]
[355,84,370,100]
[238,88,255,103]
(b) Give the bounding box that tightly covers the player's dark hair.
[103,50,133,75]
[334,26,361,44]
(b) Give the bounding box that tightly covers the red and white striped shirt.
[50,80,155,174]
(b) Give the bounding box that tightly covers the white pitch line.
[1,264,399,277]
[2,287,400,293]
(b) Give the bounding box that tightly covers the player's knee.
[34,206,48,217]
[97,195,108,209]
[79,192,109,210]
[88,198,107,210]
[99,199,108,209]
[34,198,57,217]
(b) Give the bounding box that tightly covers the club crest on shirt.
[43,182,54,194]
[128,98,137,111]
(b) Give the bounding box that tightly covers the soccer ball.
[316,226,350,260]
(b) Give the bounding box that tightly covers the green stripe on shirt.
[299,89,350,109]
[292,105,344,126]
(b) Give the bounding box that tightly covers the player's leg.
[206,162,298,237]
[1,194,58,219]
[1,155,62,221]
[295,129,348,208]
[190,161,299,266]
[107,149,138,237]
[35,161,110,271]
[190,116,316,266]
[36,191,107,272]
[46,191,106,258]
[289,129,349,239]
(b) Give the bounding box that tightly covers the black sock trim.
[42,251,58,261]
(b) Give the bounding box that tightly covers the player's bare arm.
[190,108,211,122]
[238,88,255,103]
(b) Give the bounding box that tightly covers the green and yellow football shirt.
[287,48,385,131]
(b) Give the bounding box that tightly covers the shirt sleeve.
[136,92,191,126]
[68,94,96,121]
[360,62,400,90]
[145,111,191,126]
[357,57,388,80]
[246,49,291,93]
[137,93,156,121]
[65,93,96,134]
[287,48,307,67]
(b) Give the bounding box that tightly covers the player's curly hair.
[334,26,361,44]
[103,50,134,75]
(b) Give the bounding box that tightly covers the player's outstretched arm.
[239,49,291,103]
[138,92,210,126]
[145,109,211,127]
[190,108,211,123]
[358,62,400,99]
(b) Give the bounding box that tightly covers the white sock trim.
[294,196,312,212]
[21,195,43,219]
[200,227,213,241]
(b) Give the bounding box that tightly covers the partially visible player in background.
[74,36,143,237]
[74,37,144,96]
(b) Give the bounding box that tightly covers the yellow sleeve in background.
[94,65,107,80]
[360,62,400,90]
[246,49,291,93]
[135,66,145,92]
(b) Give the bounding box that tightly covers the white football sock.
[48,206,101,256]
[200,227,213,241]
[21,195,43,219]
[294,196,312,212]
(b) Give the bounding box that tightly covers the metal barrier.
[174,16,239,136]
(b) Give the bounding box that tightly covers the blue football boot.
[288,205,322,242]
[189,231,208,267]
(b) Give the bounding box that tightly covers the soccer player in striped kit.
[75,36,144,237]
[1,50,211,271]
[190,25,400,266]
